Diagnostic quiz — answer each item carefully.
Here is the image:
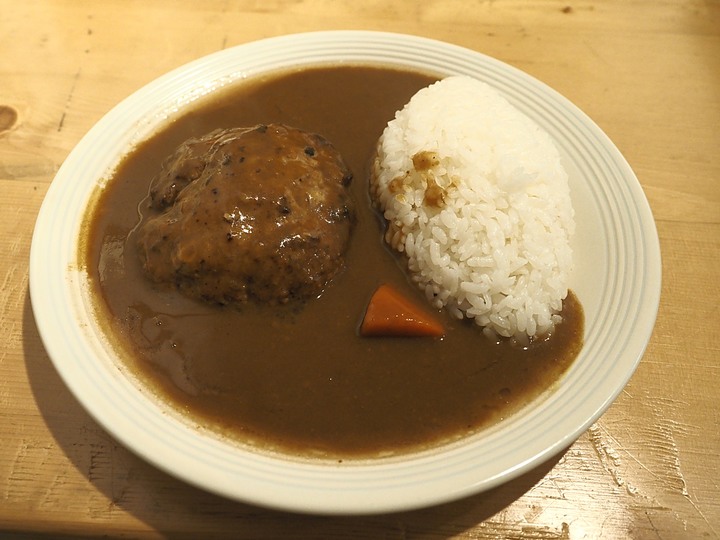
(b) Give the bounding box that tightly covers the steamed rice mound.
[371,76,575,340]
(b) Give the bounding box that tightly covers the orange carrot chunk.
[360,284,445,338]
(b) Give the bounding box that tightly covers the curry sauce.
[84,65,584,459]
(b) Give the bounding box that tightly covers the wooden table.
[2,1,718,538]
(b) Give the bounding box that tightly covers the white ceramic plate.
[30,31,661,515]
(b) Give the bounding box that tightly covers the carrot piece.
[360,284,445,338]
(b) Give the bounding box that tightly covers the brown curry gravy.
[84,64,584,459]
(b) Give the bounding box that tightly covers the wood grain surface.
[1,0,719,538]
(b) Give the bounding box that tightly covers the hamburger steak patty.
[136,124,355,306]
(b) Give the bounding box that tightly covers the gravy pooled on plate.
[84,65,584,459]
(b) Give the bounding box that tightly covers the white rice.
[371,76,575,340]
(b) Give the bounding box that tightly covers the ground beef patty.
[136,124,355,306]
